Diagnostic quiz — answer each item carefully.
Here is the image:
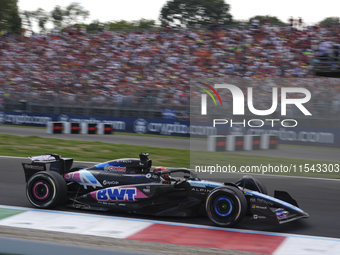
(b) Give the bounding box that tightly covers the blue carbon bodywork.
[245,190,304,213]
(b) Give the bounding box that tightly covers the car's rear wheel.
[206,186,247,227]
[26,171,67,209]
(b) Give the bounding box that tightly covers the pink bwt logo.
[91,186,148,202]
[201,84,312,116]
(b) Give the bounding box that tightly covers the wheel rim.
[206,188,246,227]
[214,197,233,217]
[33,181,50,200]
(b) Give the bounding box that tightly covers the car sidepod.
[75,183,201,217]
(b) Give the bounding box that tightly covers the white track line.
[1,204,340,242]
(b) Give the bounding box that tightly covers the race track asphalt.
[1,156,340,239]
[1,126,340,240]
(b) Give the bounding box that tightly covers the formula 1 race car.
[22,153,309,227]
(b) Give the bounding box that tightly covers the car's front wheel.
[26,171,67,209]
[206,186,247,227]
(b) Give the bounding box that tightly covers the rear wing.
[22,154,73,182]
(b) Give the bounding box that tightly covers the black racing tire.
[26,171,67,209]
[235,175,268,194]
[206,186,247,227]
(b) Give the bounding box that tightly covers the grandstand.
[1,23,340,125]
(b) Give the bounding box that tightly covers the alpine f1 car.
[22,153,309,227]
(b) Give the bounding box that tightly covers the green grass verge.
[0,134,339,179]
[0,124,45,129]
[0,208,24,220]
[0,134,189,168]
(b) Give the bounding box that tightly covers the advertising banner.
[229,125,340,148]
[0,111,216,137]
[0,111,339,148]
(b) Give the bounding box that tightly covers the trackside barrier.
[227,135,244,151]
[47,122,63,134]
[63,122,81,134]
[7,112,339,147]
[244,135,261,150]
[97,123,113,135]
[261,134,278,149]
[81,123,97,134]
[47,122,113,135]
[207,135,278,152]
[207,135,227,152]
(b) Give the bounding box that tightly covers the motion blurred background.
[1,1,340,254]
[0,0,340,129]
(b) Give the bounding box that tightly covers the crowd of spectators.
[0,22,340,117]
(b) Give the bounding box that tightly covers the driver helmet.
[153,166,170,181]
